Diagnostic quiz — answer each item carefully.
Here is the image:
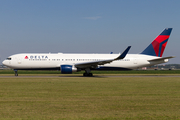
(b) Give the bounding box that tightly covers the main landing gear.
[83,68,93,77]
[14,69,18,76]
[83,73,93,76]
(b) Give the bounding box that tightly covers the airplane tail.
[140,28,172,57]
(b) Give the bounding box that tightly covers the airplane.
[2,28,174,76]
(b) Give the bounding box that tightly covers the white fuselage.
[2,53,168,70]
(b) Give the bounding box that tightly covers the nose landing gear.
[14,69,18,76]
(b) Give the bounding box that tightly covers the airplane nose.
[2,60,7,66]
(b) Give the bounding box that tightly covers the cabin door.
[134,58,138,64]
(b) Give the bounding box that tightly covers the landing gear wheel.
[89,73,93,76]
[83,73,93,77]
[14,69,18,76]
[83,73,87,76]
[83,68,93,77]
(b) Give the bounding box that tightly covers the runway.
[0,75,180,78]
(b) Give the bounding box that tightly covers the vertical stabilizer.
[141,28,172,57]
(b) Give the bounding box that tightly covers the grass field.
[0,76,180,119]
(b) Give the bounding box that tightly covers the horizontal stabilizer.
[148,56,175,62]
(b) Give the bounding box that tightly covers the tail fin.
[141,28,172,57]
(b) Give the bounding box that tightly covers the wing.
[75,46,131,69]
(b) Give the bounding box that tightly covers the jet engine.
[60,65,78,74]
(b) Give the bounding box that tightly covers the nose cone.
[2,60,8,66]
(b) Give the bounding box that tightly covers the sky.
[0,0,180,64]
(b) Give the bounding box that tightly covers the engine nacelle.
[61,65,78,74]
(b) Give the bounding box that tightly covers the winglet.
[115,46,131,60]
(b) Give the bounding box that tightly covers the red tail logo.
[141,28,172,57]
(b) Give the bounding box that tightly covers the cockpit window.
[6,58,11,60]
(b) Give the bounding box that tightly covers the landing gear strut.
[14,69,18,76]
[83,68,93,77]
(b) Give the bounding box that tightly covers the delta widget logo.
[25,56,28,59]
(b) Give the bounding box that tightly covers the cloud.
[83,16,102,20]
